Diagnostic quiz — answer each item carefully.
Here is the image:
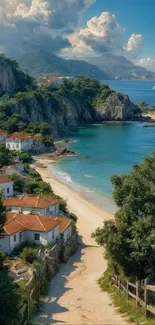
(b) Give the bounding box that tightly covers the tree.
[0,143,10,167]
[4,114,26,134]
[18,151,32,163]
[92,151,155,280]
[40,135,54,147]
[138,101,148,111]
[25,121,51,136]
[0,271,21,325]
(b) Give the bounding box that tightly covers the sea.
[49,80,155,213]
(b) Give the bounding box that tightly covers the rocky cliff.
[0,56,140,136]
[2,90,140,136]
[0,54,34,96]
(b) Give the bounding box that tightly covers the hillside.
[18,51,110,81]
[89,54,155,80]
[0,54,34,96]
[0,57,140,137]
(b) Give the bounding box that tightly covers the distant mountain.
[88,54,155,80]
[18,51,110,81]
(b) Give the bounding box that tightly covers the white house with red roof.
[0,175,13,197]
[4,194,60,216]
[0,130,7,142]
[6,132,34,151]
[0,212,61,254]
[57,217,73,243]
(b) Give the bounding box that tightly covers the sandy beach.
[32,157,128,325]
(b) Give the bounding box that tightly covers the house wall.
[10,230,26,252]
[0,135,6,142]
[49,203,59,216]
[0,235,10,254]
[63,225,72,243]
[0,182,13,197]
[6,139,34,152]
[27,227,59,246]
[7,205,59,216]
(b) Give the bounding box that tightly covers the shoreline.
[32,157,113,243]
[32,157,129,325]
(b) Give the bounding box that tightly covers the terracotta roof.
[7,132,33,141]
[0,130,7,136]
[4,195,59,208]
[0,175,12,184]
[55,217,72,234]
[4,212,60,235]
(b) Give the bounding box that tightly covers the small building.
[0,175,13,197]
[4,195,60,216]
[6,132,34,151]
[6,132,46,153]
[0,162,24,176]
[0,130,7,142]
[57,217,73,243]
[0,212,60,254]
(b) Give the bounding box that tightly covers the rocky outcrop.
[4,90,140,136]
[95,93,139,121]
[0,55,33,96]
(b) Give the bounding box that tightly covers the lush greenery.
[20,247,38,264]
[92,151,155,280]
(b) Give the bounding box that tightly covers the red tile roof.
[54,217,72,234]
[4,212,60,235]
[0,130,7,137]
[4,195,59,208]
[0,175,12,184]
[7,132,33,141]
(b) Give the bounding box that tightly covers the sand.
[32,158,128,325]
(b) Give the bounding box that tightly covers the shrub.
[20,247,38,263]
[18,152,33,163]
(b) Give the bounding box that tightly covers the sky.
[0,0,155,70]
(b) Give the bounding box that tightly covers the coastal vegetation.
[92,151,155,280]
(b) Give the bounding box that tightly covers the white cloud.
[0,0,95,56]
[125,34,144,59]
[136,58,155,71]
[61,12,144,61]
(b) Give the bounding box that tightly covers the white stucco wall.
[49,203,59,216]
[6,139,34,152]
[0,135,6,142]
[27,227,59,246]
[0,235,10,254]
[0,181,13,197]
[63,225,72,243]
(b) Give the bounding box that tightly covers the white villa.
[0,212,60,254]
[0,130,7,142]
[6,132,34,151]
[0,175,13,197]
[0,162,24,176]
[4,195,60,216]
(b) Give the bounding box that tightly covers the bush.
[18,151,33,163]
[20,247,38,263]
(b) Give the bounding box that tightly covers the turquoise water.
[102,80,155,107]
[50,123,155,213]
[49,81,155,213]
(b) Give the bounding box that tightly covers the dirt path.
[32,162,128,325]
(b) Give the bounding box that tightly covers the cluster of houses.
[0,130,50,153]
[0,129,74,256]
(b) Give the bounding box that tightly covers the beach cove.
[32,157,128,325]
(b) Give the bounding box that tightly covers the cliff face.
[0,55,33,96]
[95,93,139,121]
[4,91,139,136]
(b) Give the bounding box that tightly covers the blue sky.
[83,0,155,58]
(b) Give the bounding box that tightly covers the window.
[7,188,9,194]
[34,233,40,241]
[14,234,16,242]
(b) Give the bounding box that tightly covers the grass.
[99,274,155,325]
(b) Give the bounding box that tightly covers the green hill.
[18,51,110,81]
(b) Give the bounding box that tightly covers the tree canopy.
[92,151,155,280]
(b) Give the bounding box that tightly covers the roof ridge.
[36,215,46,231]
